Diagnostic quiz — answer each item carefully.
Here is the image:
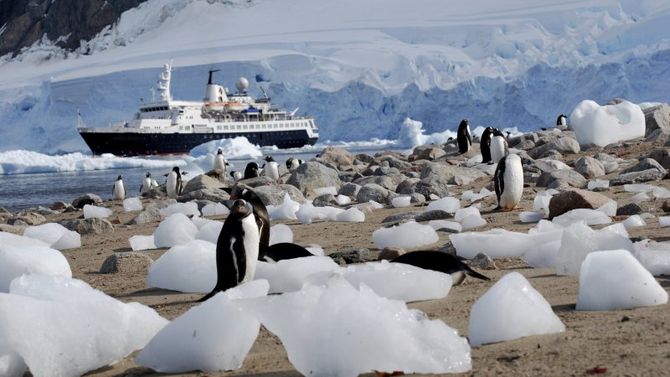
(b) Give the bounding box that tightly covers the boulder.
[410,145,446,161]
[181,174,224,195]
[128,207,164,225]
[100,252,153,274]
[534,159,571,173]
[396,178,419,195]
[338,182,362,198]
[50,201,70,211]
[354,174,405,191]
[318,146,355,168]
[644,104,670,136]
[528,137,580,159]
[537,169,587,189]
[9,212,46,226]
[71,193,103,209]
[574,156,606,179]
[662,200,670,213]
[178,188,230,203]
[287,162,342,195]
[415,176,450,198]
[548,189,612,219]
[616,203,643,216]
[415,210,452,222]
[621,158,667,175]
[645,148,670,170]
[253,184,306,206]
[313,194,337,207]
[237,176,277,188]
[420,162,487,186]
[594,153,620,174]
[356,184,390,204]
[0,223,25,235]
[610,169,667,186]
[381,212,420,225]
[354,153,376,164]
[378,155,412,170]
[60,217,114,235]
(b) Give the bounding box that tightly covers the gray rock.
[60,217,114,235]
[9,212,46,226]
[142,186,167,199]
[354,174,405,191]
[379,155,412,170]
[254,184,306,206]
[355,153,376,164]
[381,211,420,224]
[528,137,580,159]
[0,223,25,235]
[318,146,355,168]
[548,189,613,219]
[410,145,446,161]
[415,176,450,198]
[621,158,667,175]
[237,176,277,188]
[645,148,670,170]
[537,169,587,189]
[100,252,153,274]
[128,207,164,225]
[378,248,406,261]
[644,103,670,136]
[534,159,571,173]
[329,248,377,265]
[662,200,670,213]
[415,210,452,222]
[181,174,225,195]
[178,188,230,203]
[574,156,606,179]
[357,184,390,203]
[469,252,497,270]
[594,153,620,174]
[72,193,103,209]
[287,161,342,194]
[50,201,69,211]
[313,193,337,207]
[617,203,643,216]
[338,182,361,198]
[508,133,538,148]
[611,169,667,185]
[396,178,419,195]
[420,162,486,186]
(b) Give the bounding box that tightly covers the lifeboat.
[224,101,247,112]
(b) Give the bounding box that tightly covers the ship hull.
[79,130,318,156]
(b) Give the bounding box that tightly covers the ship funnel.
[205,69,227,103]
[208,69,220,85]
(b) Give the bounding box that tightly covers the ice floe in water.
[469,272,565,347]
[0,244,72,292]
[633,240,670,276]
[23,223,81,250]
[569,100,645,147]
[147,240,217,293]
[129,235,157,251]
[577,249,668,311]
[153,213,199,248]
[269,224,293,245]
[136,280,269,373]
[372,221,439,249]
[0,275,167,377]
[244,277,471,375]
[123,197,143,212]
[83,204,113,219]
[255,257,340,293]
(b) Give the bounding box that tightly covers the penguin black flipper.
[390,250,490,281]
[459,263,490,281]
[262,242,314,262]
[231,187,270,250]
[494,156,506,209]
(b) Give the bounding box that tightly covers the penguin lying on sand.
[391,250,490,285]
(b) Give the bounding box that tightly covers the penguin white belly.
[232,171,242,181]
[240,213,260,282]
[166,172,178,198]
[265,162,279,181]
[113,181,125,200]
[141,178,152,193]
[214,155,226,173]
[490,136,508,164]
[500,155,524,210]
[289,159,300,170]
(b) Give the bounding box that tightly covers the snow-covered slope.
[1,0,669,152]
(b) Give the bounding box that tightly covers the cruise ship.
[77,64,319,156]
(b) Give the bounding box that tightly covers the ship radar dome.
[236,77,249,92]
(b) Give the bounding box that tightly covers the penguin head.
[117,175,122,180]
[459,119,469,128]
[230,199,253,218]
[172,166,180,174]
[264,155,275,162]
[217,148,223,155]
[145,172,151,178]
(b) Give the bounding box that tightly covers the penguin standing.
[480,127,494,164]
[199,199,260,302]
[213,148,228,175]
[286,157,303,171]
[166,166,184,199]
[263,156,279,181]
[244,162,260,180]
[139,172,153,194]
[456,119,472,154]
[230,171,243,182]
[391,250,490,286]
[494,153,524,211]
[490,129,509,164]
[112,175,126,201]
[556,114,568,129]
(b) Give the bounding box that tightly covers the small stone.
[415,210,452,222]
[469,253,497,270]
[616,203,643,216]
[313,193,336,207]
[378,248,406,261]
[661,200,670,213]
[9,212,46,226]
[128,208,163,225]
[381,212,420,225]
[574,156,606,179]
[329,248,377,265]
[50,201,69,211]
[537,169,587,189]
[100,252,153,274]
[60,217,115,235]
[548,189,612,219]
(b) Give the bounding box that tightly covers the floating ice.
[190,136,263,159]
[255,257,341,293]
[195,221,224,244]
[372,221,439,249]
[123,197,143,212]
[23,223,81,250]
[462,188,494,202]
[135,280,269,373]
[634,240,670,276]
[0,245,72,292]
[576,250,668,310]
[335,195,351,206]
[469,272,565,347]
[392,196,412,208]
[245,277,471,375]
[269,224,293,245]
[569,100,645,147]
[623,215,646,229]
[267,193,300,220]
[660,217,670,227]
[129,235,157,251]
[533,189,559,215]
[83,204,112,219]
[314,186,338,196]
[397,117,458,148]
[452,229,531,259]
[519,211,544,223]
[426,197,460,213]
[555,222,634,276]
[552,208,611,227]
[0,275,167,377]
[335,207,365,222]
[428,220,462,233]
[160,201,200,217]
[153,213,199,248]
[587,179,610,190]
[147,240,216,293]
[202,202,230,217]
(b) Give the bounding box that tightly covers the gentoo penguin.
[391,251,490,285]
[244,162,260,180]
[480,126,494,164]
[166,166,184,199]
[490,129,509,164]
[456,119,472,154]
[556,114,568,129]
[112,175,125,200]
[213,148,228,175]
[139,172,153,194]
[199,199,260,302]
[286,157,303,171]
[230,171,243,181]
[263,155,279,181]
[494,153,524,211]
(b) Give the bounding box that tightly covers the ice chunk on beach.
[245,277,471,375]
[623,215,646,229]
[153,213,199,248]
[255,257,341,293]
[0,275,167,377]
[202,202,230,217]
[533,189,559,215]
[624,183,656,193]
[577,250,668,310]
[633,240,670,276]
[305,245,324,256]
[269,224,293,245]
[653,186,670,199]
[129,235,156,251]
[632,192,650,203]
[0,232,47,249]
[123,197,143,212]
[23,223,81,250]
[588,179,610,190]
[147,240,216,293]
[83,204,112,219]
[520,211,545,223]
[314,186,338,196]
[659,217,670,227]
[451,229,531,259]
[569,100,645,147]
[522,224,564,268]
[455,206,486,230]
[427,197,460,213]
[335,207,365,222]
[0,341,26,377]
[555,222,634,276]
[160,201,200,217]
[195,221,224,244]
[462,188,494,202]
[598,200,618,217]
[552,208,611,227]
[135,280,269,373]
[0,245,72,292]
[469,272,565,347]
[372,221,439,249]
[296,203,341,224]
[267,194,300,220]
[392,196,412,208]
[335,195,351,206]
[428,220,462,233]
